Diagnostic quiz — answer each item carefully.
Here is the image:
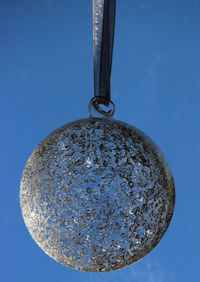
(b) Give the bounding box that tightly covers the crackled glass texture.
[20,118,175,272]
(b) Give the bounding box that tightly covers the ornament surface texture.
[20,118,175,272]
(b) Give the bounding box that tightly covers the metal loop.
[89,96,115,118]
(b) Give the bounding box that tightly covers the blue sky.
[1,0,200,281]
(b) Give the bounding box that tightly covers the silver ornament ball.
[20,118,175,272]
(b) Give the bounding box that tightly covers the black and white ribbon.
[93,0,116,101]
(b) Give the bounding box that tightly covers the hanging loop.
[89,96,115,118]
[93,0,116,104]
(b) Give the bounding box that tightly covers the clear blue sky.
[1,0,200,281]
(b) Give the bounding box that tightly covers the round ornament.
[20,118,175,272]
[20,0,175,272]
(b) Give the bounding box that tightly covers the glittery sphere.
[20,118,175,272]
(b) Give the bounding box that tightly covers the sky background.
[1,0,200,281]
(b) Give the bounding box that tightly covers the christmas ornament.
[20,0,175,272]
